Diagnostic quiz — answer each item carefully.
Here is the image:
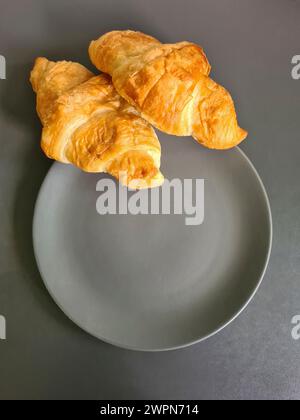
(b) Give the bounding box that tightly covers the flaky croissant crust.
[30,57,164,189]
[89,30,247,149]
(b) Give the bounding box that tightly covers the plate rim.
[32,146,273,352]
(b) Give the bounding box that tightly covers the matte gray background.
[0,0,299,400]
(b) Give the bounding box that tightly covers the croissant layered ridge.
[89,30,247,149]
[30,57,164,189]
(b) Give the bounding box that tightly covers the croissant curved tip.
[121,171,164,190]
[232,127,248,149]
[30,57,49,92]
[88,40,96,54]
[194,126,248,150]
[240,128,248,141]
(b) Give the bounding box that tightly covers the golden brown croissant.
[89,30,247,149]
[30,57,164,189]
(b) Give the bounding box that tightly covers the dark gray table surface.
[0,0,300,400]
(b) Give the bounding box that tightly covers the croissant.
[89,30,247,150]
[30,57,164,189]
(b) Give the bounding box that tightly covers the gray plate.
[33,134,272,351]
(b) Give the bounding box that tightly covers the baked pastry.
[89,30,247,149]
[30,57,164,189]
